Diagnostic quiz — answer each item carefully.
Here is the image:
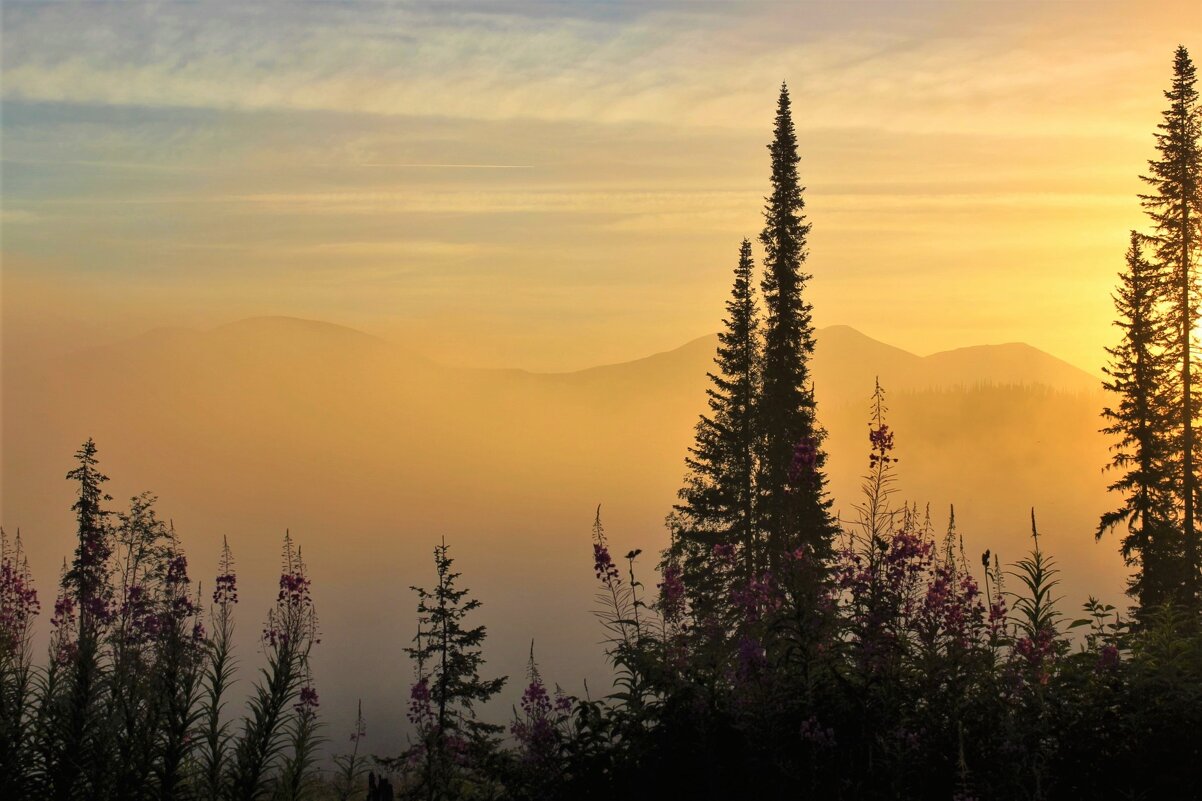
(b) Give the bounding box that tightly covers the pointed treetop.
[1174,43,1194,71]
[1165,45,1196,102]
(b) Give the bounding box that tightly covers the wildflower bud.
[788,437,818,484]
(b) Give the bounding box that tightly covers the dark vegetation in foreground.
[4,423,1201,801]
[3,46,1202,801]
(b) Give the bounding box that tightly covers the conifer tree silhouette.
[669,238,761,622]
[1100,231,1182,607]
[403,539,506,801]
[756,83,835,564]
[1140,45,1202,603]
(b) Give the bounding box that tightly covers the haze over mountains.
[1,317,1121,752]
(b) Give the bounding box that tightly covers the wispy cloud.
[3,2,1191,136]
[321,163,533,169]
[0,208,43,225]
[277,239,496,258]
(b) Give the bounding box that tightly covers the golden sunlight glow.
[2,0,1199,765]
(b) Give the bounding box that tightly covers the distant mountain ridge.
[82,315,1099,396]
[811,324,1100,398]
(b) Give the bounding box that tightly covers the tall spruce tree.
[1100,231,1183,607]
[757,82,834,562]
[1140,45,1202,602]
[669,238,761,620]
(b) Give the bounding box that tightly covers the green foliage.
[273,668,323,801]
[228,533,320,801]
[197,537,239,801]
[0,529,39,799]
[2,443,326,800]
[1008,511,1063,642]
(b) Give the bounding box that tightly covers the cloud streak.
[3,2,1193,136]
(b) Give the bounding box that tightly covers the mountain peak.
[213,316,387,344]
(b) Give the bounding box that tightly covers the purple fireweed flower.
[869,424,893,452]
[520,678,550,714]
[262,614,285,648]
[213,538,238,606]
[407,677,434,728]
[165,554,189,586]
[592,543,619,584]
[988,597,1007,630]
[512,675,557,762]
[735,635,766,681]
[0,532,39,657]
[350,716,367,743]
[914,563,987,652]
[590,512,622,588]
[732,571,782,622]
[171,592,200,621]
[295,685,319,712]
[1014,628,1057,685]
[445,733,470,766]
[85,595,114,624]
[868,424,895,468]
[121,583,156,643]
[51,594,75,630]
[657,561,685,621]
[799,715,836,748]
[1097,644,1120,672]
[834,517,997,666]
[49,582,78,665]
[278,571,312,609]
[553,689,573,716]
[52,640,79,666]
[213,573,237,606]
[263,534,318,648]
[788,437,818,484]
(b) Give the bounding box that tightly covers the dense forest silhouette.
[3,48,1202,801]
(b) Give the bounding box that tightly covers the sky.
[2,0,1201,371]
